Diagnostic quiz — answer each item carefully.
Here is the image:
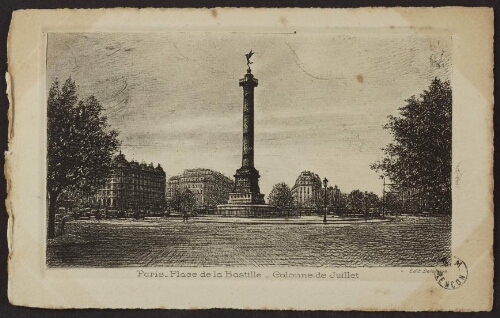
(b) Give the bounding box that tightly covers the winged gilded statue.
[245,50,254,68]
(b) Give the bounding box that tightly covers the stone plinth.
[228,192,264,204]
[216,204,277,217]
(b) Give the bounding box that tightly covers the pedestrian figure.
[183,211,188,222]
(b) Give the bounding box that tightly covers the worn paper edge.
[5,7,494,311]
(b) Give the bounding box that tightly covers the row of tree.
[267,182,382,217]
[46,76,452,237]
[268,79,452,216]
[371,78,452,213]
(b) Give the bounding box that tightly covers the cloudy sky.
[47,31,451,196]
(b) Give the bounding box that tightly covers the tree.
[268,182,295,217]
[336,193,348,215]
[47,78,120,238]
[384,192,402,213]
[365,192,380,210]
[301,196,324,215]
[169,189,196,213]
[348,190,365,214]
[371,78,452,213]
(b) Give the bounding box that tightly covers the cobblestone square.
[47,216,451,267]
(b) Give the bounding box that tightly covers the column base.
[216,204,277,217]
[227,192,265,204]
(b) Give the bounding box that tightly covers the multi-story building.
[321,184,344,212]
[166,175,180,200]
[166,168,234,210]
[322,184,341,205]
[97,153,166,213]
[291,171,344,214]
[291,171,323,208]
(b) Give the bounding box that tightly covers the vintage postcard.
[6,8,493,310]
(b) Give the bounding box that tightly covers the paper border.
[6,8,493,310]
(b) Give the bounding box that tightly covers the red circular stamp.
[434,257,468,290]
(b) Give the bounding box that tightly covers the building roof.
[112,153,164,175]
[292,171,322,189]
[167,168,234,183]
[112,153,130,168]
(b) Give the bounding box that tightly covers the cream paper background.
[6,8,493,310]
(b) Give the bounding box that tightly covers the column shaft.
[242,87,254,167]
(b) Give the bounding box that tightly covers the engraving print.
[46,32,452,268]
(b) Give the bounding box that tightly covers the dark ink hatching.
[45,32,452,268]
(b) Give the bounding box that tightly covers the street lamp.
[382,177,386,219]
[364,191,368,222]
[323,178,328,224]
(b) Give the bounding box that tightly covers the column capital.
[239,73,258,87]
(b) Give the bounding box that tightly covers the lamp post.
[323,178,328,224]
[382,177,386,219]
[334,185,339,216]
[364,191,368,222]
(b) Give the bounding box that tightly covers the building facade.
[323,184,344,212]
[166,168,234,210]
[97,153,166,213]
[291,171,344,214]
[291,171,323,208]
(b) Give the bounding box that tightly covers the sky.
[46,31,451,197]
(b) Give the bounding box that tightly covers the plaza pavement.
[47,215,450,267]
[160,215,393,225]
